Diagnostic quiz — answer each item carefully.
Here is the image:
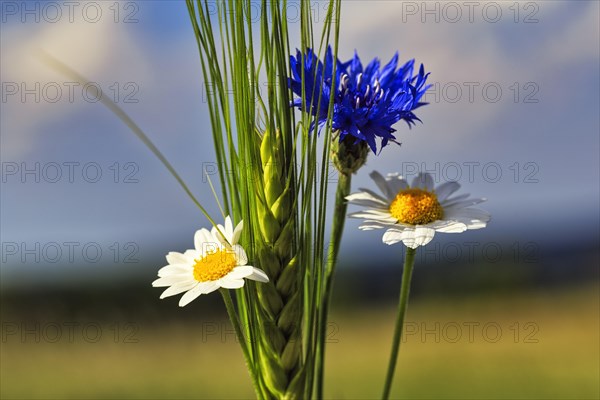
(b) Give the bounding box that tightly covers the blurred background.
[1,1,599,398]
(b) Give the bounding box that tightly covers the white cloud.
[538,1,599,67]
[0,16,152,160]
[333,0,598,161]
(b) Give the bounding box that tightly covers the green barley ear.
[255,129,304,398]
[331,134,370,175]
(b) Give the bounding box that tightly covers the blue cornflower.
[289,48,430,153]
[288,46,346,124]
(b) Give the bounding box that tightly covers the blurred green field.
[2,284,598,399]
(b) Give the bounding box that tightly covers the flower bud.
[331,134,369,175]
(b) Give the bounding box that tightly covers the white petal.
[212,224,229,246]
[445,208,491,229]
[358,221,390,230]
[232,244,248,265]
[160,281,198,299]
[443,198,487,210]
[152,273,192,287]
[356,188,389,203]
[440,193,470,207]
[463,220,487,229]
[348,211,397,223]
[382,228,407,245]
[346,191,388,206]
[232,220,244,245]
[224,216,234,239]
[370,171,395,200]
[184,249,200,260]
[246,267,269,283]
[218,278,245,289]
[360,219,411,229]
[178,284,205,307]
[351,207,391,216]
[370,216,399,224]
[227,265,254,279]
[414,226,436,246]
[435,181,461,202]
[349,214,395,223]
[166,252,189,265]
[194,228,213,252]
[385,174,409,195]
[431,220,468,233]
[345,198,389,209]
[360,226,379,231]
[445,207,491,221]
[411,173,435,191]
[198,281,220,295]
[197,238,222,258]
[399,226,436,248]
[157,264,192,277]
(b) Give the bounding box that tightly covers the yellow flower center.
[193,249,237,282]
[389,188,444,225]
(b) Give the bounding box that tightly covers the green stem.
[316,172,351,399]
[220,289,263,399]
[382,247,417,399]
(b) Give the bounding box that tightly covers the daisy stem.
[382,247,416,399]
[315,172,351,398]
[219,289,262,399]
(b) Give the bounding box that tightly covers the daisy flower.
[289,47,430,153]
[152,216,269,307]
[347,172,490,249]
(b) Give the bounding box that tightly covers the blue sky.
[1,1,599,285]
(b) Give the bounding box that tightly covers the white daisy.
[346,171,491,249]
[152,216,269,307]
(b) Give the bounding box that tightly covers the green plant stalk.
[188,1,342,397]
[382,247,417,399]
[219,289,262,398]
[315,172,351,398]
